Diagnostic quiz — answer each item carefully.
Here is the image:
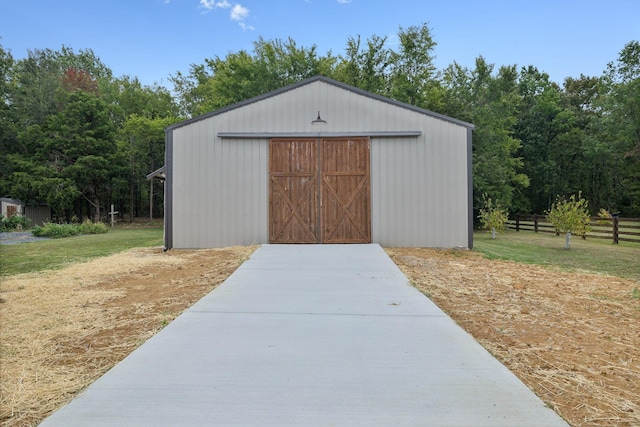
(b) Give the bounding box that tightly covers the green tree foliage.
[546,193,592,249]
[390,23,443,110]
[334,34,393,95]
[478,194,509,239]
[2,43,178,223]
[442,57,529,213]
[171,37,335,117]
[0,45,16,195]
[560,75,608,210]
[9,89,116,221]
[598,41,640,214]
[515,66,578,213]
[119,115,176,220]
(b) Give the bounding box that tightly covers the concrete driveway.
[41,244,567,426]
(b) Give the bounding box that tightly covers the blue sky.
[2,0,639,87]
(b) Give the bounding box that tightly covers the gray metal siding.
[169,79,472,248]
[24,206,51,227]
[371,124,470,248]
[172,126,268,248]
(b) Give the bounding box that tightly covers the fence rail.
[507,215,640,244]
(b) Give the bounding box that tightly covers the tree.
[334,34,393,95]
[514,66,580,214]
[171,37,336,117]
[0,44,16,197]
[597,41,640,215]
[442,57,529,215]
[45,89,116,221]
[8,89,117,221]
[119,115,175,220]
[477,194,509,239]
[390,23,443,110]
[560,75,609,211]
[546,193,592,249]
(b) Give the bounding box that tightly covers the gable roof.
[166,75,475,132]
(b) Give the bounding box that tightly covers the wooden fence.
[507,215,640,244]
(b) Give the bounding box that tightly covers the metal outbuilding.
[1,197,51,227]
[162,76,474,249]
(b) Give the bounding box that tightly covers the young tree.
[477,194,509,239]
[546,193,592,249]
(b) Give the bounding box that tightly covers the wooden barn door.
[269,137,371,244]
[321,138,371,243]
[269,139,319,243]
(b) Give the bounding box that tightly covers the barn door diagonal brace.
[270,175,317,242]
[322,173,368,241]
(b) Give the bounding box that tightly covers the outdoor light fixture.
[311,111,327,124]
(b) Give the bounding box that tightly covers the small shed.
[0,198,51,227]
[162,76,474,249]
[1,198,22,219]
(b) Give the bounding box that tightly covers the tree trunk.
[564,231,571,249]
[93,197,101,223]
[149,179,153,222]
[491,227,496,239]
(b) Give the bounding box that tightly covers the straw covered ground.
[1,245,639,426]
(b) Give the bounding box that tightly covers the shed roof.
[166,75,475,132]
[146,166,166,181]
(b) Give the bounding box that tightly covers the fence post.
[515,217,520,232]
[613,216,619,244]
[534,215,539,233]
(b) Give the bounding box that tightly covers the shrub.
[78,219,108,235]
[32,220,109,238]
[32,223,80,238]
[0,214,31,231]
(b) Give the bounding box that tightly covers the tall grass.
[0,228,163,276]
[474,230,640,281]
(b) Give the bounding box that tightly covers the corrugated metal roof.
[166,75,475,132]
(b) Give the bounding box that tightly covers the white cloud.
[200,0,255,31]
[200,0,231,11]
[199,1,254,30]
[230,4,249,21]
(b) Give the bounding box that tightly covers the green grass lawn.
[0,227,164,276]
[474,230,640,281]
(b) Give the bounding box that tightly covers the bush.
[78,219,108,235]
[32,223,80,238]
[0,214,31,231]
[32,220,109,238]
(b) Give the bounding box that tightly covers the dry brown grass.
[0,246,256,426]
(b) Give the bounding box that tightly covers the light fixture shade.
[311,111,327,124]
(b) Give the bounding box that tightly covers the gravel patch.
[0,231,50,245]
